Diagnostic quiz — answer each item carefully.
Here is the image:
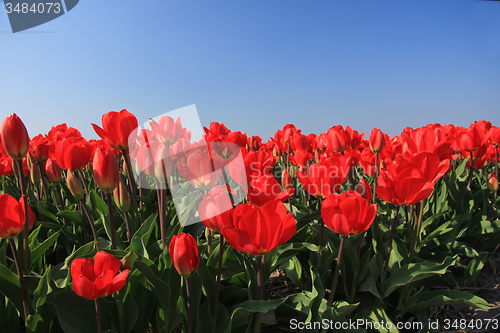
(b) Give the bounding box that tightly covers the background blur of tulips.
[1,111,500,333]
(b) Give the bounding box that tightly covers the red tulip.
[169,233,200,277]
[327,125,347,153]
[0,194,35,239]
[369,128,385,154]
[355,178,372,204]
[376,168,435,207]
[281,168,294,190]
[29,134,51,162]
[244,150,277,184]
[1,113,29,160]
[54,137,92,171]
[67,170,84,200]
[71,251,131,300]
[199,185,235,232]
[177,149,223,190]
[92,110,138,151]
[321,191,377,237]
[296,156,347,199]
[247,174,294,206]
[290,149,312,168]
[93,146,119,194]
[456,132,474,152]
[45,158,62,185]
[221,200,296,256]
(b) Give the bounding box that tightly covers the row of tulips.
[0,110,498,333]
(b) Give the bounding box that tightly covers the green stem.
[253,255,263,333]
[409,201,425,262]
[95,298,102,333]
[186,277,193,333]
[122,149,138,232]
[15,160,30,274]
[373,153,379,203]
[212,236,224,332]
[79,200,99,246]
[9,238,29,320]
[327,236,345,308]
[106,194,117,249]
[383,209,399,277]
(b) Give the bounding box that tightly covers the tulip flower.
[177,149,223,190]
[327,125,348,153]
[0,193,35,319]
[71,251,131,333]
[92,110,138,151]
[54,137,92,171]
[0,194,35,239]
[1,113,29,161]
[369,128,385,154]
[296,156,347,199]
[321,191,377,237]
[71,251,131,300]
[93,146,119,194]
[199,185,235,232]
[488,171,499,192]
[45,158,62,185]
[281,168,294,191]
[29,134,50,162]
[247,174,295,206]
[169,233,200,278]
[221,200,296,256]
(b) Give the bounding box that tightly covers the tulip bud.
[122,159,128,177]
[369,128,385,154]
[45,158,62,185]
[113,178,130,212]
[169,233,200,278]
[488,172,499,192]
[1,113,30,160]
[93,146,119,194]
[67,170,84,201]
[456,132,474,152]
[30,161,41,186]
[281,168,294,190]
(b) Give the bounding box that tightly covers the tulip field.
[1,110,500,333]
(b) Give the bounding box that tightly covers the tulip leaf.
[56,210,84,226]
[87,190,109,218]
[321,301,359,322]
[0,262,23,315]
[229,299,285,331]
[30,230,61,271]
[36,201,60,224]
[382,256,457,298]
[126,213,157,257]
[393,290,491,316]
[62,241,97,270]
[462,251,488,287]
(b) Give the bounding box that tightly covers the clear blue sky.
[1,0,499,141]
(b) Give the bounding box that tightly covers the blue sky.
[1,0,499,142]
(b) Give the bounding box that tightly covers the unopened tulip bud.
[1,113,30,160]
[45,158,62,185]
[67,170,84,201]
[93,146,119,194]
[281,169,294,190]
[488,172,499,192]
[369,128,385,154]
[169,233,200,278]
[30,162,41,186]
[113,178,130,212]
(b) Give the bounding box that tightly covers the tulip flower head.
[71,251,131,300]
[93,146,120,194]
[169,233,200,278]
[221,200,296,256]
[488,172,499,192]
[321,191,377,237]
[92,110,138,151]
[369,128,385,154]
[0,194,35,239]
[1,113,30,161]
